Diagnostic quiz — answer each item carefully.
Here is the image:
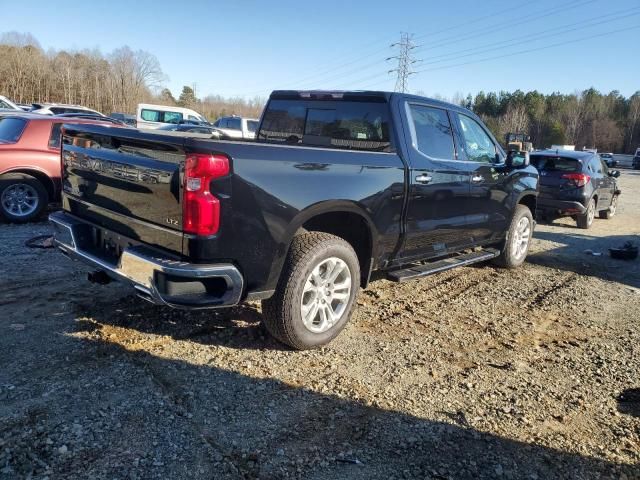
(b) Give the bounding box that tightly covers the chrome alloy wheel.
[587,199,596,225]
[300,257,352,333]
[1,183,39,217]
[512,216,531,260]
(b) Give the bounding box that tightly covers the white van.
[136,103,208,129]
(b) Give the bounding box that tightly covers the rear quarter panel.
[183,139,406,294]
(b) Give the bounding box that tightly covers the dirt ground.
[1,172,639,480]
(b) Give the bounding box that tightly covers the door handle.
[415,174,432,184]
[471,174,484,183]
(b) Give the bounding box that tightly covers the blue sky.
[2,0,639,99]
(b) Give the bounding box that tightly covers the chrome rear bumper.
[49,211,243,309]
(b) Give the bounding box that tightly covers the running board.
[387,248,500,282]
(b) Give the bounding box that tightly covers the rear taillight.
[561,173,590,188]
[183,153,229,236]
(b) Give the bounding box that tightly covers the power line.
[412,0,599,55]
[418,7,640,67]
[413,23,640,75]
[356,22,640,92]
[288,0,533,89]
[327,1,627,91]
[221,0,608,98]
[238,0,592,95]
[292,0,590,90]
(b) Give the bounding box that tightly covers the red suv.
[0,113,117,222]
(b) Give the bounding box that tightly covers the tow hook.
[87,270,111,285]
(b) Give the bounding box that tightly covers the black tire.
[0,173,48,223]
[492,205,534,269]
[599,194,618,219]
[576,197,596,229]
[261,232,360,350]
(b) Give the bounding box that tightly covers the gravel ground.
[1,172,639,480]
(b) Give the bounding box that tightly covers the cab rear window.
[531,156,581,172]
[258,99,393,152]
[0,118,27,144]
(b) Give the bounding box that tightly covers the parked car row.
[135,102,258,139]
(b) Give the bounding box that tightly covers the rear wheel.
[492,205,533,269]
[0,173,48,223]
[599,194,618,219]
[577,198,596,229]
[261,232,360,350]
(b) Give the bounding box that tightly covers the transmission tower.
[387,32,419,93]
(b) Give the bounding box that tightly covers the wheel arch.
[0,168,57,202]
[517,192,537,217]
[272,201,378,289]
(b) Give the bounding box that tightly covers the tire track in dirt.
[524,273,579,310]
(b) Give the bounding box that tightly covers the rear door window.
[163,111,182,124]
[592,157,603,174]
[227,118,242,130]
[247,120,258,133]
[259,99,392,151]
[599,158,609,173]
[0,118,28,143]
[407,104,455,159]
[531,156,581,172]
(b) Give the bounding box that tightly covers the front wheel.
[0,173,48,223]
[262,232,360,350]
[492,205,534,269]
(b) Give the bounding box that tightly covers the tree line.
[463,89,640,154]
[0,32,264,120]
[2,31,638,152]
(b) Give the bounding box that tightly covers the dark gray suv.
[532,149,621,229]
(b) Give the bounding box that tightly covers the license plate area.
[83,226,139,265]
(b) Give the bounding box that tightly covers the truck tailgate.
[61,124,186,255]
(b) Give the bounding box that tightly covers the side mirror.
[506,150,530,169]
[609,170,620,178]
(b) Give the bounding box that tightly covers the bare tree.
[498,104,529,139]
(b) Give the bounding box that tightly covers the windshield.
[0,118,28,144]
[247,120,258,133]
[531,155,581,172]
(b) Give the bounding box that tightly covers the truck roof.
[269,90,469,114]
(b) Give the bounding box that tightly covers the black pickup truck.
[50,90,538,349]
